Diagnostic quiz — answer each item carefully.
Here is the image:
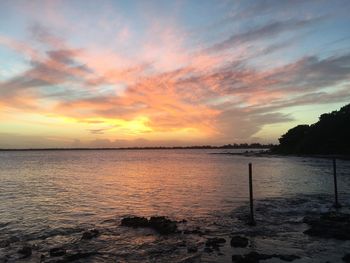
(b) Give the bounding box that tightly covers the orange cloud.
[1,8,350,147]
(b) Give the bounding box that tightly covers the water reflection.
[1,150,350,261]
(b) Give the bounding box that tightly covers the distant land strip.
[0,144,274,151]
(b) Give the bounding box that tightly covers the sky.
[0,0,350,148]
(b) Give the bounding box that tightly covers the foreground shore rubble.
[1,195,350,262]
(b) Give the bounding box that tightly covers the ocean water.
[0,149,350,262]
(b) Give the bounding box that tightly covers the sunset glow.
[1,0,350,148]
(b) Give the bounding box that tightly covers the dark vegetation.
[274,103,350,155]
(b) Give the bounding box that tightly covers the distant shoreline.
[0,145,273,151]
[1,148,349,160]
[212,150,350,160]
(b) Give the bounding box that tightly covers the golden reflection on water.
[1,149,350,228]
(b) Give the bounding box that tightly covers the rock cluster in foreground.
[4,208,350,262]
[121,216,178,234]
[303,212,350,240]
[232,252,300,263]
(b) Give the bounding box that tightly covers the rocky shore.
[1,195,350,262]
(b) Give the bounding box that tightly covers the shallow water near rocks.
[0,149,350,262]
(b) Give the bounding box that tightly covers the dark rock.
[178,240,187,247]
[303,212,350,240]
[325,212,350,222]
[277,254,300,261]
[50,247,66,257]
[0,240,10,248]
[63,252,97,261]
[232,252,300,263]
[302,215,317,224]
[32,243,39,250]
[121,216,149,228]
[81,229,99,240]
[183,229,204,235]
[178,254,201,263]
[232,254,247,262]
[149,216,178,235]
[18,245,32,258]
[1,236,20,248]
[187,245,198,253]
[204,247,213,253]
[121,215,178,235]
[9,236,20,243]
[205,237,226,249]
[230,236,249,247]
[343,253,350,263]
[0,222,11,228]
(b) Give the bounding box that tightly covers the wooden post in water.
[248,163,256,225]
[333,158,341,208]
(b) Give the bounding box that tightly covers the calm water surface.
[1,149,350,262]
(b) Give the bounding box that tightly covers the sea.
[0,149,350,262]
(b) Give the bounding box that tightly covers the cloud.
[268,54,350,92]
[3,28,349,142]
[215,109,293,142]
[0,31,98,108]
[0,35,40,60]
[248,86,350,115]
[88,128,109,135]
[29,23,66,49]
[1,3,349,147]
[229,0,316,21]
[205,17,323,53]
[0,49,93,100]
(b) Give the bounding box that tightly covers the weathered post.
[333,158,341,208]
[248,163,256,225]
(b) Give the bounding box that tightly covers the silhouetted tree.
[277,125,310,154]
[274,103,350,154]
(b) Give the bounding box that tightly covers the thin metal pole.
[333,158,341,208]
[248,163,256,225]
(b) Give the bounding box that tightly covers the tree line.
[273,103,350,154]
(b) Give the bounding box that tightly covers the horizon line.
[0,143,274,151]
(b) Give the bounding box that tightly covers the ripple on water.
[1,150,350,262]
